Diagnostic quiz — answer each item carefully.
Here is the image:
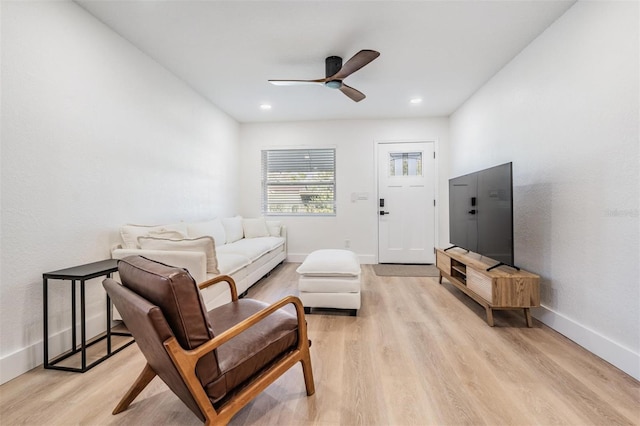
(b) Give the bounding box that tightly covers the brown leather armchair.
[103,255,315,425]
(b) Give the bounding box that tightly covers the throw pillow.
[187,218,226,247]
[120,223,188,249]
[265,220,283,237]
[148,230,186,240]
[221,216,244,244]
[137,236,219,274]
[243,218,270,239]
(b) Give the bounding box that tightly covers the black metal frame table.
[43,259,134,372]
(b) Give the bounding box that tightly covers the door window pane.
[389,152,422,176]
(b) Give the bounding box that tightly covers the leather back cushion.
[103,278,205,422]
[117,256,221,385]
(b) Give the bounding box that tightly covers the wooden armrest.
[162,295,313,424]
[198,274,238,301]
[169,295,308,362]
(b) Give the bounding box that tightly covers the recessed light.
[260,104,272,110]
[410,98,422,104]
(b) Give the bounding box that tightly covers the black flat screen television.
[448,162,514,269]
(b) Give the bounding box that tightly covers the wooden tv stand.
[436,248,540,327]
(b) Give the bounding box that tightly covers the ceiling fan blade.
[268,79,325,86]
[331,50,380,80]
[339,84,366,102]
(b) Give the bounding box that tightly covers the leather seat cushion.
[205,299,298,403]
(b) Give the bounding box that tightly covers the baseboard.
[288,253,376,265]
[0,343,42,385]
[0,312,109,385]
[533,305,639,381]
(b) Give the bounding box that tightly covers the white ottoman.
[296,249,361,316]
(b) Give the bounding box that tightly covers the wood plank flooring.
[1,263,638,425]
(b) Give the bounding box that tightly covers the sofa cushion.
[138,236,220,274]
[216,252,251,276]
[187,219,226,247]
[222,217,244,244]
[120,223,188,249]
[242,218,270,239]
[218,237,284,261]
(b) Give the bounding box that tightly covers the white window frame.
[261,148,336,216]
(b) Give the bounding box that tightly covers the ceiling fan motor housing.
[325,56,343,88]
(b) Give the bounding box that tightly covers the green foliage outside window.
[262,150,336,216]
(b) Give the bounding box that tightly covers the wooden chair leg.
[300,354,315,396]
[113,363,157,415]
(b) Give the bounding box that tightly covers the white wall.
[450,1,639,379]
[239,118,450,263]
[0,1,240,383]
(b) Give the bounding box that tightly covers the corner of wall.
[534,306,639,381]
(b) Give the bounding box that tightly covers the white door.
[378,142,435,264]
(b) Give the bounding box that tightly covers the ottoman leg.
[349,309,357,317]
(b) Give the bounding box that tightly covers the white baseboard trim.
[0,312,109,385]
[533,305,639,381]
[0,343,42,385]
[287,253,376,265]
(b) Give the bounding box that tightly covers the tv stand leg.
[524,308,533,327]
[485,307,494,327]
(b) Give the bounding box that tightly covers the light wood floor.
[1,263,638,425]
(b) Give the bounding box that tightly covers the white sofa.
[111,217,286,309]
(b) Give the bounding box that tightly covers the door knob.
[380,211,390,215]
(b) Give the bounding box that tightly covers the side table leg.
[106,295,112,355]
[43,277,49,368]
[71,280,77,351]
[81,279,86,371]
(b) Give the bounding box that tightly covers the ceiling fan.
[268,50,380,102]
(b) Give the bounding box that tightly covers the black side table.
[43,259,134,372]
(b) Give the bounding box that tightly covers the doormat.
[372,264,440,277]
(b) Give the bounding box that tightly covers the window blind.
[261,149,336,216]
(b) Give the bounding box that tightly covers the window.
[389,152,422,177]
[261,148,336,216]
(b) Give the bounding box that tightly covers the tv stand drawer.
[467,268,492,301]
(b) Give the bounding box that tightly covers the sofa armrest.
[111,248,208,284]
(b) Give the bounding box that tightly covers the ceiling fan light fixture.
[268,49,380,102]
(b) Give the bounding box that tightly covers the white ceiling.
[76,0,575,123]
